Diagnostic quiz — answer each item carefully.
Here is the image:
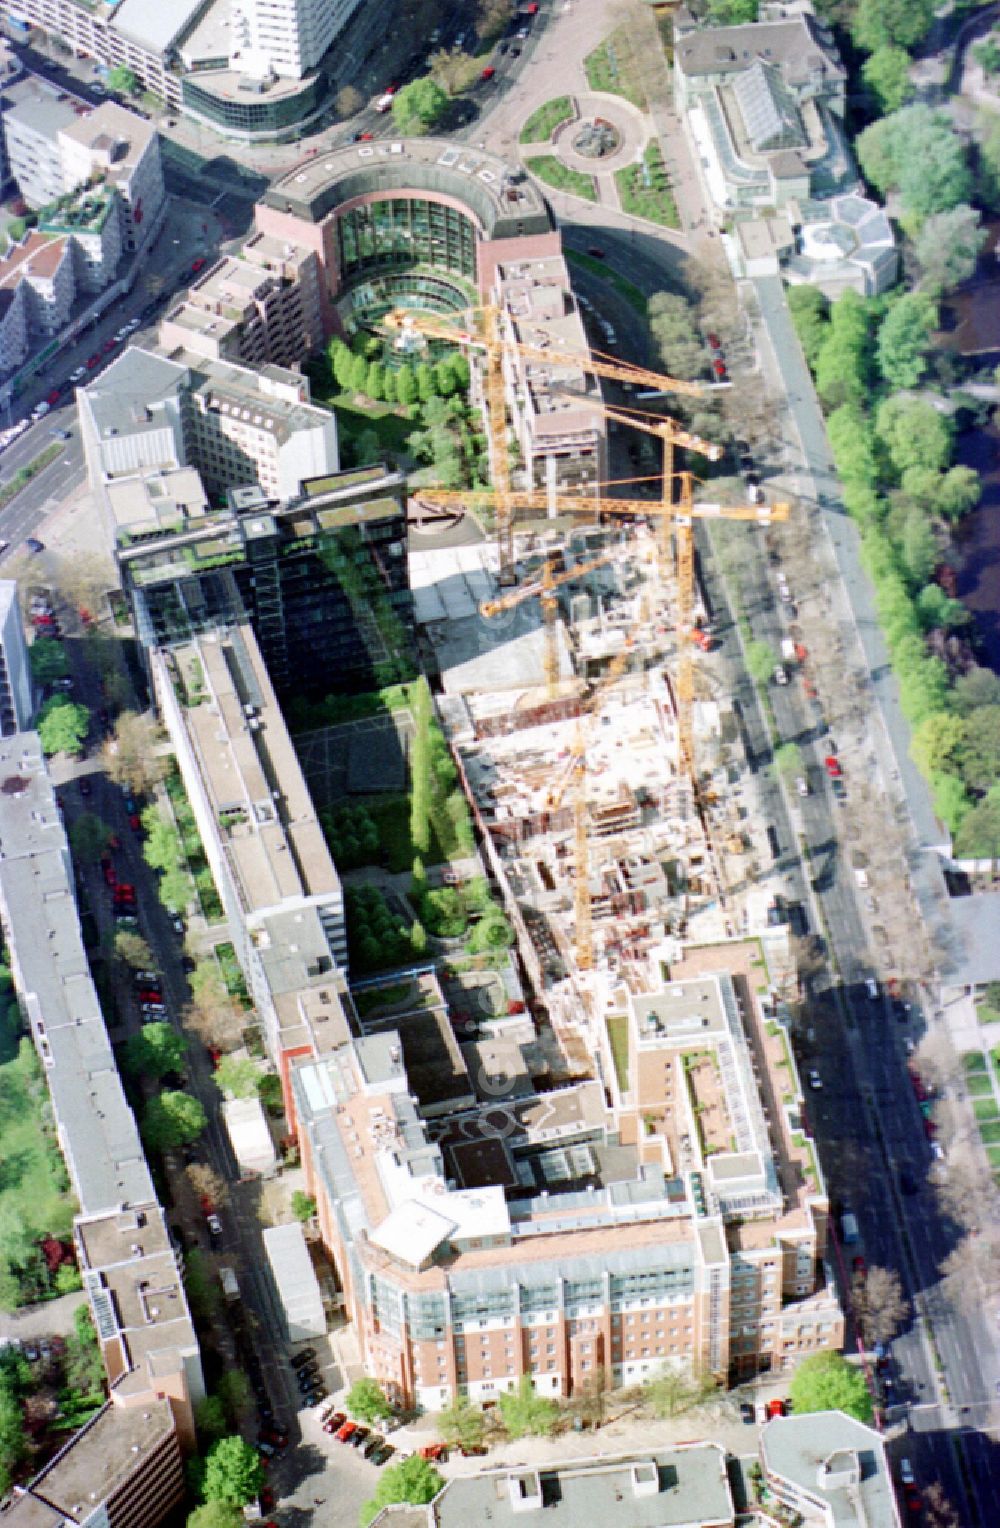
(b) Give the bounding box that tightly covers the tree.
[861,45,914,112]
[857,106,972,223]
[361,1454,444,1525]
[876,293,938,390]
[291,1190,317,1223]
[787,1351,873,1422]
[216,1369,251,1424]
[186,1162,228,1210]
[954,667,1000,715]
[396,366,417,407]
[910,713,966,779]
[437,1394,485,1450]
[815,290,872,409]
[159,866,193,916]
[201,1435,264,1506]
[979,111,1000,210]
[29,637,69,682]
[69,813,111,864]
[115,929,154,969]
[875,396,952,476]
[497,1375,560,1439]
[124,1022,186,1080]
[787,286,829,370]
[746,639,778,685]
[852,0,935,54]
[213,1054,260,1099]
[853,1265,910,1346]
[957,705,1000,791]
[65,1305,104,1399]
[194,1396,229,1444]
[974,34,1000,74]
[37,698,89,757]
[772,742,804,780]
[0,1385,25,1485]
[935,465,981,522]
[106,64,138,94]
[647,291,705,381]
[142,1090,207,1152]
[104,712,167,796]
[392,78,448,135]
[335,84,364,118]
[644,1362,715,1418]
[913,205,986,295]
[923,1483,961,1528]
[346,1377,394,1424]
[900,510,938,587]
[954,794,1000,860]
[705,0,758,19]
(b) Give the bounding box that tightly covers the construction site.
[398,294,794,1081]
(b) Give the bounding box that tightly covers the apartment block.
[78,344,338,507]
[150,624,348,1069]
[0,581,33,735]
[159,236,323,371]
[4,1398,184,1528]
[290,945,841,1411]
[760,1411,903,1526]
[0,731,203,1445]
[494,252,607,495]
[1,74,79,206]
[58,100,166,251]
[0,230,76,368]
[230,0,362,79]
[6,0,202,109]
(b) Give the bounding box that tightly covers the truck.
[219,1266,239,1302]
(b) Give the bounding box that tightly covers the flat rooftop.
[4,1398,177,1526]
[435,1447,735,1528]
[157,625,341,914]
[263,137,549,238]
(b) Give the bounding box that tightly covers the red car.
[353,131,373,142]
[46,389,61,405]
[102,863,117,887]
[852,1255,866,1276]
[207,1044,223,1067]
[707,332,722,350]
[336,1420,357,1443]
[823,755,842,779]
[712,358,727,378]
[322,1411,346,1433]
[102,339,116,354]
[420,1442,447,1461]
[86,355,100,369]
[767,1398,786,1418]
[481,65,496,79]
[128,812,141,832]
[191,258,206,273]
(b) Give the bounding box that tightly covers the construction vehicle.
[479,545,622,700]
[384,306,704,574]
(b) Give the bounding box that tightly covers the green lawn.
[584,29,646,107]
[986,1144,1000,1167]
[0,1041,76,1306]
[325,391,416,460]
[564,249,648,315]
[974,1098,1000,1121]
[607,1015,630,1093]
[963,1050,988,1072]
[979,1118,1000,1143]
[520,96,573,143]
[524,156,597,201]
[967,1072,995,1096]
[615,141,679,227]
[354,982,415,1018]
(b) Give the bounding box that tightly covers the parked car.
[420,1442,447,1461]
[290,1348,316,1369]
[350,1426,370,1448]
[206,1212,223,1244]
[807,1069,822,1090]
[739,1402,755,1424]
[824,755,842,779]
[322,1411,346,1434]
[364,1434,385,1457]
[305,1386,328,1406]
[191,258,206,273]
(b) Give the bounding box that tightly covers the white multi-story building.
[230,0,363,79]
[0,231,76,368]
[0,581,32,736]
[58,101,165,251]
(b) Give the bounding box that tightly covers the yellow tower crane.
[383,306,703,573]
[422,478,790,783]
[479,546,621,700]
